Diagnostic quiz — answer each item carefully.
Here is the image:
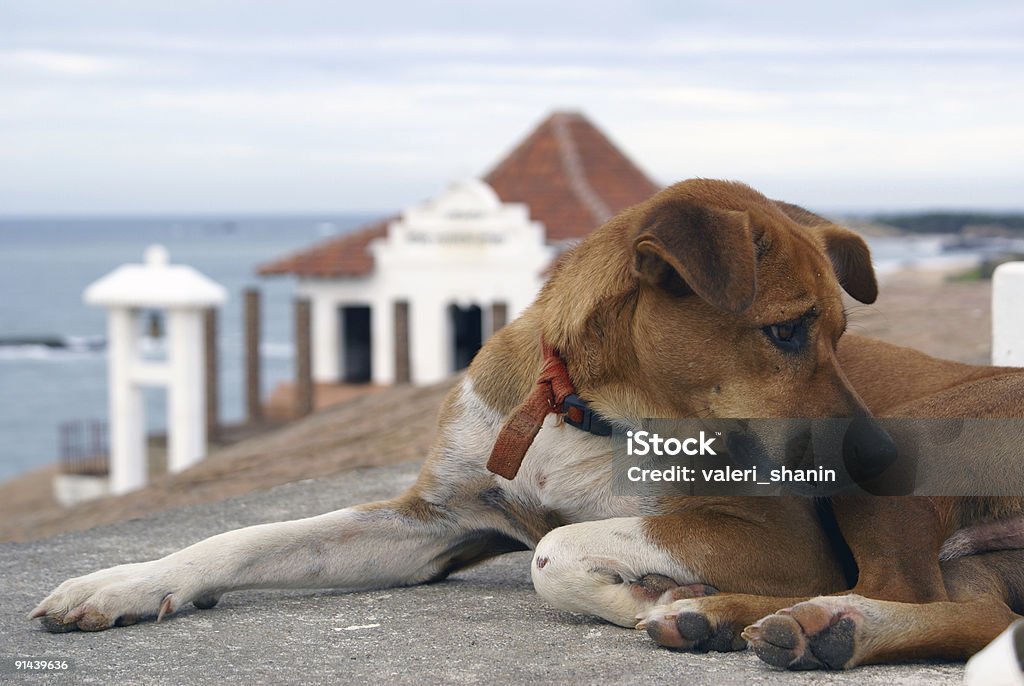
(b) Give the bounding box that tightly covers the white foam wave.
[0,344,104,362]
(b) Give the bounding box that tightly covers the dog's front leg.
[531,517,711,629]
[30,490,518,632]
[531,500,843,638]
[742,499,1021,669]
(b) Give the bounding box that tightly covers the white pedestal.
[54,474,111,507]
[993,262,1024,366]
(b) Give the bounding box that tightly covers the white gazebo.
[297,179,556,386]
[84,245,227,494]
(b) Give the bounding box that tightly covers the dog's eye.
[771,323,795,341]
[763,319,806,352]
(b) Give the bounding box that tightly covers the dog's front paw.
[29,561,210,632]
[743,595,867,670]
[637,595,748,653]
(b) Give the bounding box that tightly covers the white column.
[108,307,146,494]
[371,297,394,385]
[410,299,448,385]
[993,262,1024,366]
[167,308,206,472]
[312,295,340,383]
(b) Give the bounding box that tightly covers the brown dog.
[31,179,1024,671]
[629,193,1024,668]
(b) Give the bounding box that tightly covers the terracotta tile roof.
[258,219,390,277]
[258,111,660,277]
[485,111,660,242]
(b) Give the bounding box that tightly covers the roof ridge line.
[551,113,613,226]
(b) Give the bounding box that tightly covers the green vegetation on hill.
[872,212,1024,234]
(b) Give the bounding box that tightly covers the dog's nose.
[842,417,898,485]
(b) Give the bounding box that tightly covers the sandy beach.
[0,267,998,543]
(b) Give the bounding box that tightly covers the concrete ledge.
[53,474,109,507]
[2,463,963,684]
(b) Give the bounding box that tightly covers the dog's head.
[540,178,877,421]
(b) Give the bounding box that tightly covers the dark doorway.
[449,304,483,371]
[340,306,372,383]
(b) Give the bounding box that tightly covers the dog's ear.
[773,199,878,305]
[633,201,757,314]
[818,225,878,304]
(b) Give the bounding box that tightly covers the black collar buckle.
[562,394,614,436]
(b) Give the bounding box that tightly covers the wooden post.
[204,307,219,440]
[244,288,262,423]
[490,302,508,337]
[295,297,314,418]
[394,300,411,384]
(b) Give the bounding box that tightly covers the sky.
[1,0,1022,214]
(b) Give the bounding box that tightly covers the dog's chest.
[503,414,643,522]
[451,379,642,524]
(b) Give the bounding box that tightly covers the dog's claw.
[157,594,176,623]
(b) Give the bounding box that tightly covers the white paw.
[29,561,210,632]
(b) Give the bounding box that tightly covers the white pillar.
[371,298,395,385]
[167,308,206,472]
[108,307,146,494]
[410,299,448,385]
[312,296,340,383]
[993,262,1024,366]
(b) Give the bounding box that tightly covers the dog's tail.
[940,515,1024,562]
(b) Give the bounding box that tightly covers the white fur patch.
[532,517,697,626]
[450,378,643,522]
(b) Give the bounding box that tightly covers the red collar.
[486,340,587,480]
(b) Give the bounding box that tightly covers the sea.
[1,218,1020,482]
[0,214,374,481]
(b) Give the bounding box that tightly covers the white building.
[259,111,660,386]
[83,245,226,495]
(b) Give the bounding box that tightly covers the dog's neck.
[486,340,612,480]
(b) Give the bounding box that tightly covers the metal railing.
[58,420,109,476]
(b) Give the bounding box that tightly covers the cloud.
[0,2,1021,212]
[0,49,125,76]
[44,25,1022,58]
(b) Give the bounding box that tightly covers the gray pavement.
[2,463,963,684]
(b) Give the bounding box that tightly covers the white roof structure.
[84,245,227,308]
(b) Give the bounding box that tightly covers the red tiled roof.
[258,218,390,277]
[484,110,660,242]
[258,111,660,277]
